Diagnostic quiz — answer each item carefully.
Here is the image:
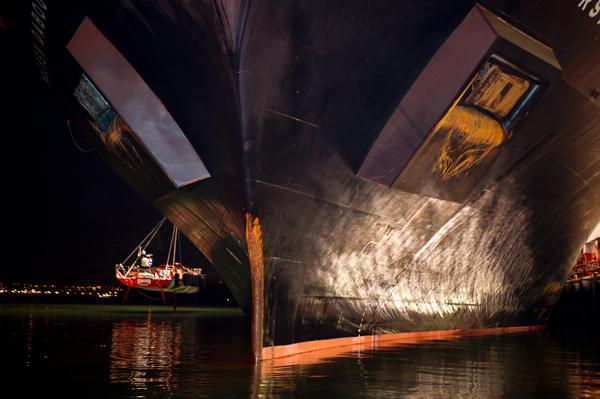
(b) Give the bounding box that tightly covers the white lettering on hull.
[577,0,600,25]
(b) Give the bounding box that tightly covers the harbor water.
[0,303,598,398]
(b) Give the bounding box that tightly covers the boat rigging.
[115,218,205,306]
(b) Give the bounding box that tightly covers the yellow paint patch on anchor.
[434,106,505,180]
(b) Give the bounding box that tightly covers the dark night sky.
[0,4,188,285]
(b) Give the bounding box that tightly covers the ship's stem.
[245,213,264,363]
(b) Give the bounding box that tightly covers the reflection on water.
[258,334,600,398]
[110,313,182,394]
[1,304,599,398]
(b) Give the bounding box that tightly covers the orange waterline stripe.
[262,325,545,362]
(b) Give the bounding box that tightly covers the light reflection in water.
[256,332,600,399]
[25,312,33,368]
[567,353,600,398]
[2,305,598,398]
[109,311,182,394]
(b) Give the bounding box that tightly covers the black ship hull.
[24,0,600,357]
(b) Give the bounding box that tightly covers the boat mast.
[166,225,179,268]
[121,217,166,276]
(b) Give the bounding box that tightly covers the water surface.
[1,304,598,398]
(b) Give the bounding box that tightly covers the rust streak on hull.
[246,213,265,363]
